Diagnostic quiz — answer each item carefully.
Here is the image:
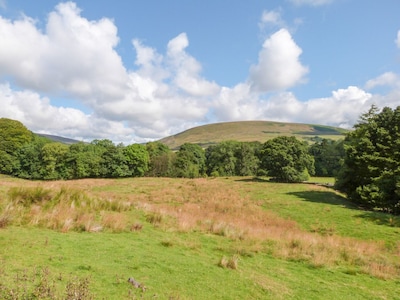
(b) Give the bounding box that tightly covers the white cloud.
[365,72,400,90]
[0,83,135,142]
[288,0,333,6]
[249,29,308,92]
[0,2,128,102]
[259,10,284,29]
[0,2,399,144]
[396,30,400,48]
[166,33,220,97]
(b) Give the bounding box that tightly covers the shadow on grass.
[289,190,400,228]
[354,211,400,228]
[235,177,270,183]
[287,190,358,210]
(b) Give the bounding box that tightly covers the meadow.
[0,175,399,299]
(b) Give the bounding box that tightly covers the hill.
[159,120,349,149]
[36,133,82,145]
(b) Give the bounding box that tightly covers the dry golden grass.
[1,176,399,279]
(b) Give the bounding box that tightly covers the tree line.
[0,118,343,182]
[1,105,399,214]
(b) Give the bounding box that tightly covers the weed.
[218,254,239,270]
[146,212,163,226]
[0,266,93,300]
[65,276,93,300]
[161,239,174,247]
[130,223,143,231]
[0,214,9,228]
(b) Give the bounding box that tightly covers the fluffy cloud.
[365,72,400,89]
[0,2,128,103]
[0,2,399,144]
[0,83,136,142]
[249,29,308,92]
[167,33,220,97]
[289,0,333,6]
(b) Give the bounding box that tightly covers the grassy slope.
[0,176,399,299]
[159,121,348,149]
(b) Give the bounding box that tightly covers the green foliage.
[0,118,33,175]
[14,135,49,179]
[205,141,260,176]
[259,136,315,182]
[172,143,206,178]
[309,139,344,176]
[41,142,69,179]
[335,105,400,214]
[146,141,173,177]
[124,144,149,177]
[0,118,33,154]
[206,141,239,176]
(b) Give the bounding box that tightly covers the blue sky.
[0,0,399,143]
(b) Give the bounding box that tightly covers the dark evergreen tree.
[335,105,400,214]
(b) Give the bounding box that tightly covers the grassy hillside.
[36,133,82,145]
[0,175,399,299]
[159,121,349,149]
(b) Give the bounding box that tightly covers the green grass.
[0,176,399,299]
[244,179,400,241]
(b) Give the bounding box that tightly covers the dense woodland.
[1,105,399,214]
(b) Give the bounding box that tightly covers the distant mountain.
[36,133,82,145]
[158,121,349,149]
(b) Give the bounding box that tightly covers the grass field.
[0,175,399,299]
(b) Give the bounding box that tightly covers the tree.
[309,139,344,177]
[259,136,314,182]
[205,141,260,177]
[40,142,69,179]
[335,105,400,214]
[146,142,173,177]
[65,142,102,179]
[172,143,206,178]
[235,142,261,176]
[205,141,238,176]
[92,140,130,178]
[124,144,149,177]
[14,135,48,179]
[0,118,33,174]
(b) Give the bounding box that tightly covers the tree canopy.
[259,136,315,182]
[335,105,400,214]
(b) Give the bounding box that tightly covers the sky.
[0,0,399,144]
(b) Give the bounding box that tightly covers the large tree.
[259,136,314,182]
[124,144,149,177]
[172,143,206,178]
[335,105,400,214]
[309,139,344,177]
[0,118,33,174]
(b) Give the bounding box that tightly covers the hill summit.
[159,120,348,149]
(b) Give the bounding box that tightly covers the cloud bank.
[0,2,399,144]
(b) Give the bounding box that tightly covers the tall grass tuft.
[8,186,52,206]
